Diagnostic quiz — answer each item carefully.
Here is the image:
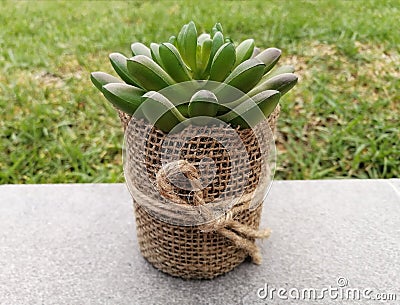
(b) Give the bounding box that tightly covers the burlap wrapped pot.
[119,105,280,279]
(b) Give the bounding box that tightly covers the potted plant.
[90,21,297,279]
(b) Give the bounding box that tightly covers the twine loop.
[156,160,270,264]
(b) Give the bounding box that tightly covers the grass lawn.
[0,0,399,183]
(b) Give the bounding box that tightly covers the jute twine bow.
[156,160,271,265]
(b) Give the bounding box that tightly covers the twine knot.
[156,160,270,265]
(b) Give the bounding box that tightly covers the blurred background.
[0,0,398,183]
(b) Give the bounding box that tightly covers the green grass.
[0,0,399,183]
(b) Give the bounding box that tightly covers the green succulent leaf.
[262,64,295,80]
[211,22,223,35]
[219,90,281,128]
[159,42,192,82]
[90,72,122,92]
[250,73,298,96]
[127,55,176,91]
[212,58,265,105]
[255,47,282,74]
[102,83,145,115]
[234,39,255,68]
[197,33,211,45]
[131,42,151,57]
[205,31,224,75]
[251,47,261,58]
[176,103,189,117]
[182,21,198,71]
[177,24,188,60]
[168,35,177,46]
[196,38,212,78]
[141,91,186,133]
[209,42,236,82]
[224,37,233,44]
[188,90,219,118]
[109,53,141,87]
[149,43,165,68]
[224,58,265,93]
[224,72,298,109]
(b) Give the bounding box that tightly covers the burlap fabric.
[120,106,280,279]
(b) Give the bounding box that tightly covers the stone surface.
[0,180,399,304]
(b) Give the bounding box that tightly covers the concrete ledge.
[0,180,399,304]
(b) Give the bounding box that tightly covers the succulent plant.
[91,21,298,132]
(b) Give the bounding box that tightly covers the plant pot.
[119,106,280,279]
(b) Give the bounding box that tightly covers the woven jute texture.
[121,106,280,279]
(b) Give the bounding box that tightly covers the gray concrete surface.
[0,180,399,305]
